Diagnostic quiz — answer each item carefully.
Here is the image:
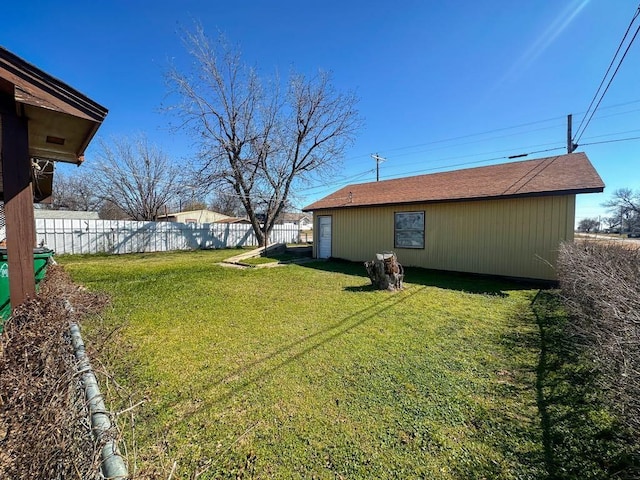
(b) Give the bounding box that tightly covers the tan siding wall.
[312,195,576,280]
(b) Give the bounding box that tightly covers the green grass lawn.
[57,250,630,479]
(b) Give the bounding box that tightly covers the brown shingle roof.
[302,152,604,211]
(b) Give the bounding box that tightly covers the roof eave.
[302,186,605,212]
[1,46,108,121]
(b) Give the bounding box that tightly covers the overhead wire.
[65,90,640,212]
[573,3,640,144]
[377,146,567,182]
[377,127,640,184]
[376,114,567,154]
[289,131,640,208]
[339,98,640,171]
[92,119,637,205]
[579,135,640,147]
[376,123,566,163]
[75,118,640,209]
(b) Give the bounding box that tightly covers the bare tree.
[602,216,620,232]
[209,190,244,217]
[577,217,599,233]
[50,171,101,211]
[603,188,640,214]
[603,188,640,232]
[92,136,181,221]
[98,200,129,220]
[180,199,207,212]
[167,27,361,245]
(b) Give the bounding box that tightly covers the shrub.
[0,266,110,479]
[557,241,640,435]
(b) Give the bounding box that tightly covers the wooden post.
[1,100,36,309]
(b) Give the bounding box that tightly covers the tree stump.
[364,252,404,291]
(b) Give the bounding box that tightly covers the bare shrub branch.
[557,241,640,434]
[0,266,112,479]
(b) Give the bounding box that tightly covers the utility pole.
[371,153,386,181]
[567,114,577,153]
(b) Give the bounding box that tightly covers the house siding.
[160,210,230,224]
[311,194,575,281]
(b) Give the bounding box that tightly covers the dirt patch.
[0,265,110,479]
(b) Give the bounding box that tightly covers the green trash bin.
[0,247,54,324]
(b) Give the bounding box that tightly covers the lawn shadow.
[490,303,547,477]
[343,284,376,292]
[530,290,640,479]
[181,285,428,420]
[303,258,545,296]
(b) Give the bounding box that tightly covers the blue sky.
[3,1,639,223]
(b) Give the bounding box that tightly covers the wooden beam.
[1,99,36,309]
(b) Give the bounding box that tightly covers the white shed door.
[318,216,332,259]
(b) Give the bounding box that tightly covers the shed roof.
[157,209,229,219]
[280,212,312,223]
[33,209,100,220]
[303,152,604,211]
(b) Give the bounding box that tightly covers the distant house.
[157,209,231,224]
[303,153,604,281]
[34,209,100,220]
[279,212,313,230]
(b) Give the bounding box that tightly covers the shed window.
[394,211,425,249]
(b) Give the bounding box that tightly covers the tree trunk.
[364,252,404,291]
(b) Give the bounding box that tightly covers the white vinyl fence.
[35,219,303,255]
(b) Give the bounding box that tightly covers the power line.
[371,128,640,185]
[380,122,566,161]
[298,139,562,195]
[295,141,567,200]
[295,168,377,194]
[579,135,640,147]
[340,99,640,170]
[79,122,640,206]
[573,6,640,137]
[574,4,640,143]
[346,127,640,187]
[70,95,640,211]
[377,146,567,182]
[579,127,640,140]
[376,114,567,154]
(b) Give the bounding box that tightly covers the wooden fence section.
[35,219,303,255]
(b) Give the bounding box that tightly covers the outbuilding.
[157,209,231,224]
[302,152,604,281]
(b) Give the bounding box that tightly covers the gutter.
[69,322,128,479]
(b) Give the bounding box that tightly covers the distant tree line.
[47,135,246,221]
[577,188,640,234]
